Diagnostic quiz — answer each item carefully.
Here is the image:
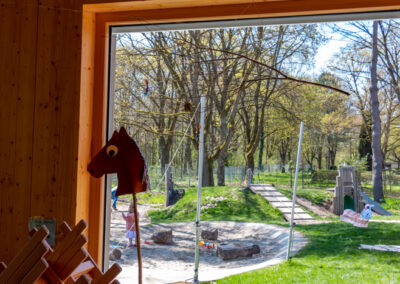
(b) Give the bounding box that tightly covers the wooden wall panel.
[0,0,38,262]
[30,0,83,237]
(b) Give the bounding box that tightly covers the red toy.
[200,240,215,249]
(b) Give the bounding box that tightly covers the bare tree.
[370,21,384,202]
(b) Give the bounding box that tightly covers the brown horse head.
[87,127,150,196]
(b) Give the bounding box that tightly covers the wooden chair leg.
[76,274,91,284]
[20,258,49,284]
[0,262,6,274]
[92,263,122,284]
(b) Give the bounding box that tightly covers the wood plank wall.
[0,0,84,262]
[0,0,399,265]
[0,0,38,262]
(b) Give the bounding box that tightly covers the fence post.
[301,166,304,190]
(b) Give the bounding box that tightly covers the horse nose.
[89,168,95,174]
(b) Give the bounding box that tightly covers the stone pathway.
[250,184,314,222]
[359,244,400,253]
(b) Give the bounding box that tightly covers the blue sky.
[314,37,347,73]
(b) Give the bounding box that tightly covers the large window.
[102,11,400,282]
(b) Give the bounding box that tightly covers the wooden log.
[217,243,260,260]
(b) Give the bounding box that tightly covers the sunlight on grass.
[218,222,400,283]
[277,186,333,205]
[147,186,286,224]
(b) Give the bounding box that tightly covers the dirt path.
[296,197,335,217]
[109,200,308,283]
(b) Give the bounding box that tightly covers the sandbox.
[109,203,307,283]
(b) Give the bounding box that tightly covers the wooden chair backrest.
[0,226,50,284]
[1,220,121,284]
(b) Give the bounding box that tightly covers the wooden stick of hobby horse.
[133,194,142,284]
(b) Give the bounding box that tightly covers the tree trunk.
[159,137,170,174]
[165,164,174,206]
[359,122,373,170]
[370,21,384,202]
[183,138,192,175]
[245,154,255,182]
[217,154,227,186]
[279,139,288,173]
[202,157,214,187]
[326,147,331,170]
[317,148,322,170]
[258,131,265,170]
[329,143,337,169]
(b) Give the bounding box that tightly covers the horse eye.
[106,145,118,157]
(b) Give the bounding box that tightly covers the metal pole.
[193,96,206,284]
[286,121,304,260]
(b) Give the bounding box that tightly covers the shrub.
[311,170,338,182]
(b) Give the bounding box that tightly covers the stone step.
[283,214,314,221]
[280,208,307,214]
[275,205,301,209]
[252,184,314,222]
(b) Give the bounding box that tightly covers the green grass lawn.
[147,186,286,224]
[277,186,333,205]
[218,221,400,284]
[136,191,165,204]
[254,171,336,189]
[133,184,400,283]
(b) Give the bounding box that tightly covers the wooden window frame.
[80,0,400,267]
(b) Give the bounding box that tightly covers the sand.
[109,199,307,284]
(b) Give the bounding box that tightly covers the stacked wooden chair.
[0,220,121,284]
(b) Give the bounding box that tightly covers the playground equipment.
[333,166,392,216]
[340,204,374,228]
[333,166,363,215]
